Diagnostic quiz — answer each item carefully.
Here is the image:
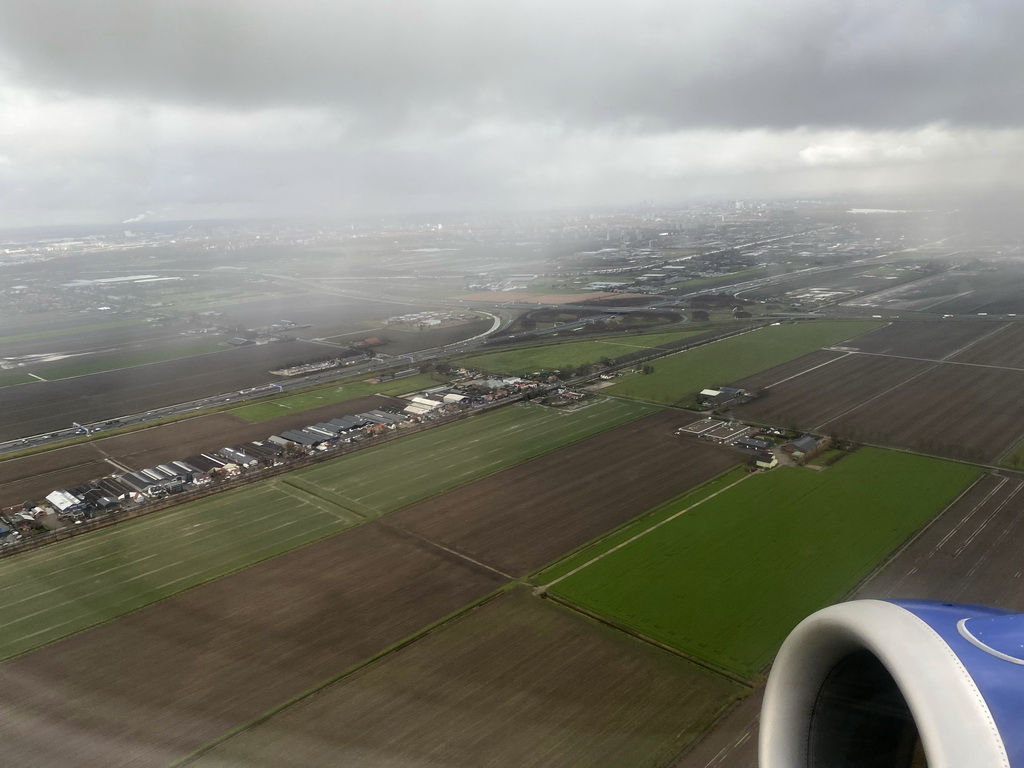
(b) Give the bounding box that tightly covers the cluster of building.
[1,407,414,540]
[677,417,826,471]
[269,351,368,376]
[385,310,475,329]
[698,386,755,409]
[1,369,551,545]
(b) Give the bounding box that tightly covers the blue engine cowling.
[760,599,1024,768]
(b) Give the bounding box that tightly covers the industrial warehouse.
[0,372,546,540]
[1,407,415,535]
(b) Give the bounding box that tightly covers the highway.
[0,311,503,456]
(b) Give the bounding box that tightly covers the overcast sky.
[0,0,1021,226]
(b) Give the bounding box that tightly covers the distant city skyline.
[1,1,1022,227]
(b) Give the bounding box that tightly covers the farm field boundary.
[30,340,227,381]
[0,397,652,658]
[546,448,980,679]
[607,320,883,407]
[534,468,748,586]
[186,588,746,768]
[0,482,359,661]
[672,471,1024,768]
[228,373,444,423]
[173,587,513,768]
[385,410,741,577]
[0,522,507,768]
[291,397,656,516]
[460,328,707,375]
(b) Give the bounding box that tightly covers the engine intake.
[760,600,1024,768]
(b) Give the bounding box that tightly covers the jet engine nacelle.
[760,599,1024,768]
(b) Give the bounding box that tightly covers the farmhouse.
[782,435,820,457]
[747,452,779,470]
[698,386,747,407]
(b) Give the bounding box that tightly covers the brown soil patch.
[387,410,739,576]
[736,354,931,431]
[843,320,1004,360]
[194,588,742,768]
[0,521,505,768]
[829,362,1024,463]
[949,322,1024,368]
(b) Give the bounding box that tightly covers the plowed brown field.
[843,320,1004,360]
[737,354,930,431]
[0,522,506,768]
[949,322,1024,368]
[387,410,739,576]
[192,588,744,768]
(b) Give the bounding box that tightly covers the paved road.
[0,313,501,452]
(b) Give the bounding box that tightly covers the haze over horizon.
[0,0,1021,227]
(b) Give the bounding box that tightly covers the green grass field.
[0,372,37,388]
[229,373,444,423]
[607,320,882,406]
[0,481,360,660]
[544,448,979,679]
[461,330,705,375]
[535,468,747,583]
[294,397,656,515]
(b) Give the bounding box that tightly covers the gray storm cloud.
[0,0,1021,225]
[2,0,1021,130]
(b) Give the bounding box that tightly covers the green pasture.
[461,330,704,375]
[0,372,37,388]
[229,373,444,423]
[607,320,882,406]
[294,397,656,515]
[546,448,979,679]
[535,468,747,583]
[1004,442,1024,470]
[0,481,358,660]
